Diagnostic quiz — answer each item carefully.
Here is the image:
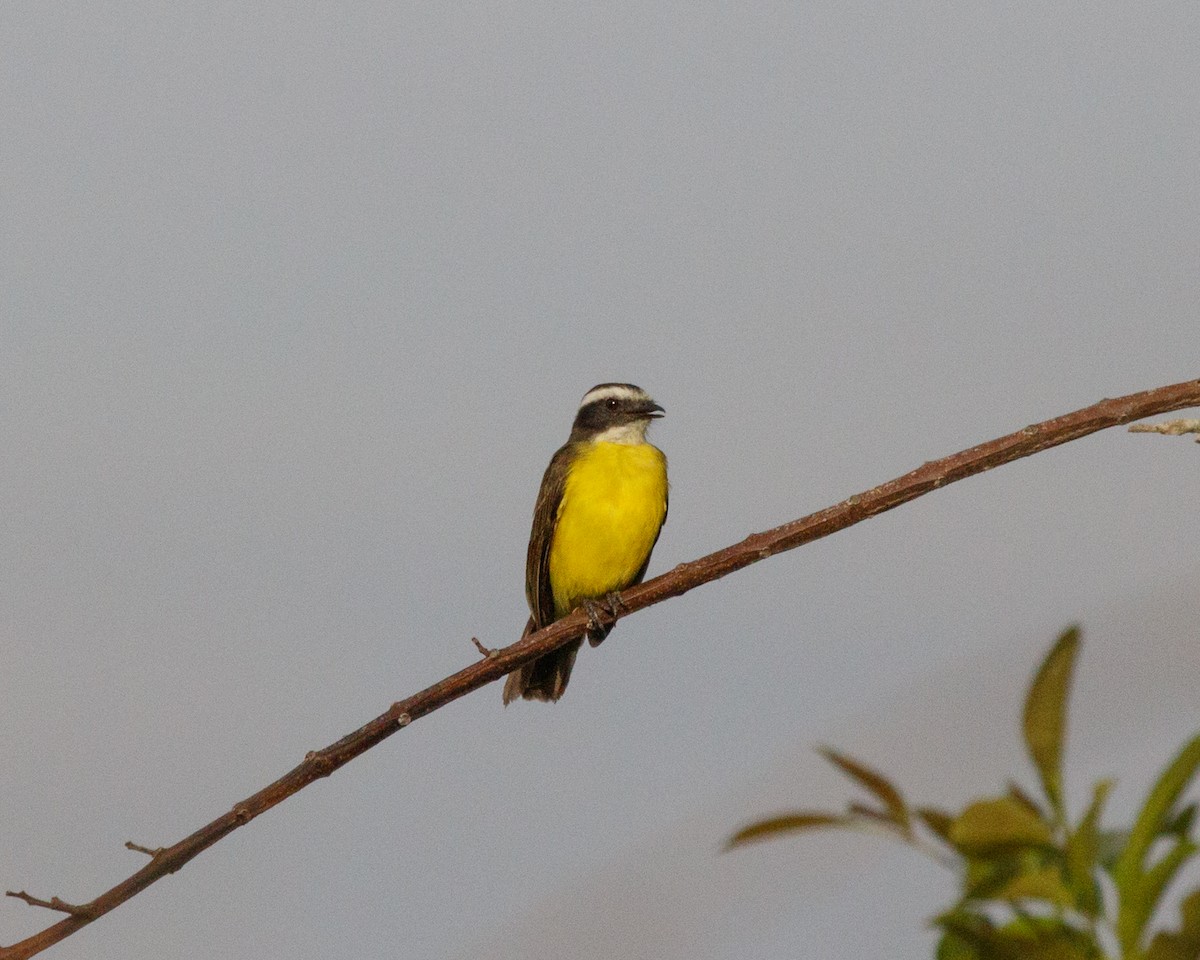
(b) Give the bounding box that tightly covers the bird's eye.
[606,398,619,410]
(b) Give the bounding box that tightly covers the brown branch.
[123,842,165,859]
[3,895,92,920]
[470,636,498,658]
[2,377,1198,960]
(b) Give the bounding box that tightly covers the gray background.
[3,2,1198,958]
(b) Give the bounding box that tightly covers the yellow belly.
[548,441,668,618]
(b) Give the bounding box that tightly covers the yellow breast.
[548,440,668,618]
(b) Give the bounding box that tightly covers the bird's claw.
[583,594,625,647]
[583,599,612,647]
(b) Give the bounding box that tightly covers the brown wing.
[524,443,574,629]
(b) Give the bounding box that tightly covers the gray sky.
[2,3,1198,958]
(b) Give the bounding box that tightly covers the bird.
[502,383,669,704]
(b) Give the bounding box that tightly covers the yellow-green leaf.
[964,855,1022,900]
[1004,936,1093,960]
[1114,734,1200,953]
[1123,839,1200,955]
[938,911,1096,960]
[991,863,1075,908]
[1146,888,1200,960]
[935,910,996,958]
[1023,626,1080,820]
[1179,888,1200,937]
[1064,778,1114,916]
[1146,934,1200,960]
[1166,803,1198,839]
[819,746,909,832]
[937,934,984,960]
[726,811,847,849]
[951,796,1054,856]
[1097,828,1128,870]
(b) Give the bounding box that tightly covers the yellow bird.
[503,383,669,704]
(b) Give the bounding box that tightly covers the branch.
[1129,417,1200,441]
[2,896,91,920]
[3,378,1198,959]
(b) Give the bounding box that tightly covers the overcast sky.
[3,3,1198,958]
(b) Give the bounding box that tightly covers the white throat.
[592,420,650,445]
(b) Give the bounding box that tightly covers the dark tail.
[502,618,583,704]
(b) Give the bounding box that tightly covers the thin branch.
[123,842,165,860]
[1129,417,1200,441]
[3,895,92,920]
[470,636,498,658]
[2,378,1198,960]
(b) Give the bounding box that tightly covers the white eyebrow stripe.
[578,384,643,408]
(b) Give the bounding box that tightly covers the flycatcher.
[503,383,669,704]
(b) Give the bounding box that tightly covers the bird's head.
[570,383,664,444]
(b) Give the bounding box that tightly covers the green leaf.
[819,746,910,833]
[1114,734,1200,953]
[1147,934,1200,960]
[937,931,985,960]
[1098,828,1129,870]
[991,862,1076,908]
[1166,803,1198,839]
[1122,839,1200,955]
[1179,888,1200,936]
[1117,738,1200,878]
[936,911,992,960]
[1147,890,1200,960]
[1147,888,1200,960]
[1023,626,1080,821]
[963,855,1025,901]
[1145,840,1198,917]
[936,911,1096,960]
[1006,938,1093,960]
[951,796,1054,856]
[1064,778,1114,917]
[726,811,847,849]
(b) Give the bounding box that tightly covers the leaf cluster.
[728,628,1200,960]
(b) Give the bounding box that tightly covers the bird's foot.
[584,593,625,647]
[582,599,613,646]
